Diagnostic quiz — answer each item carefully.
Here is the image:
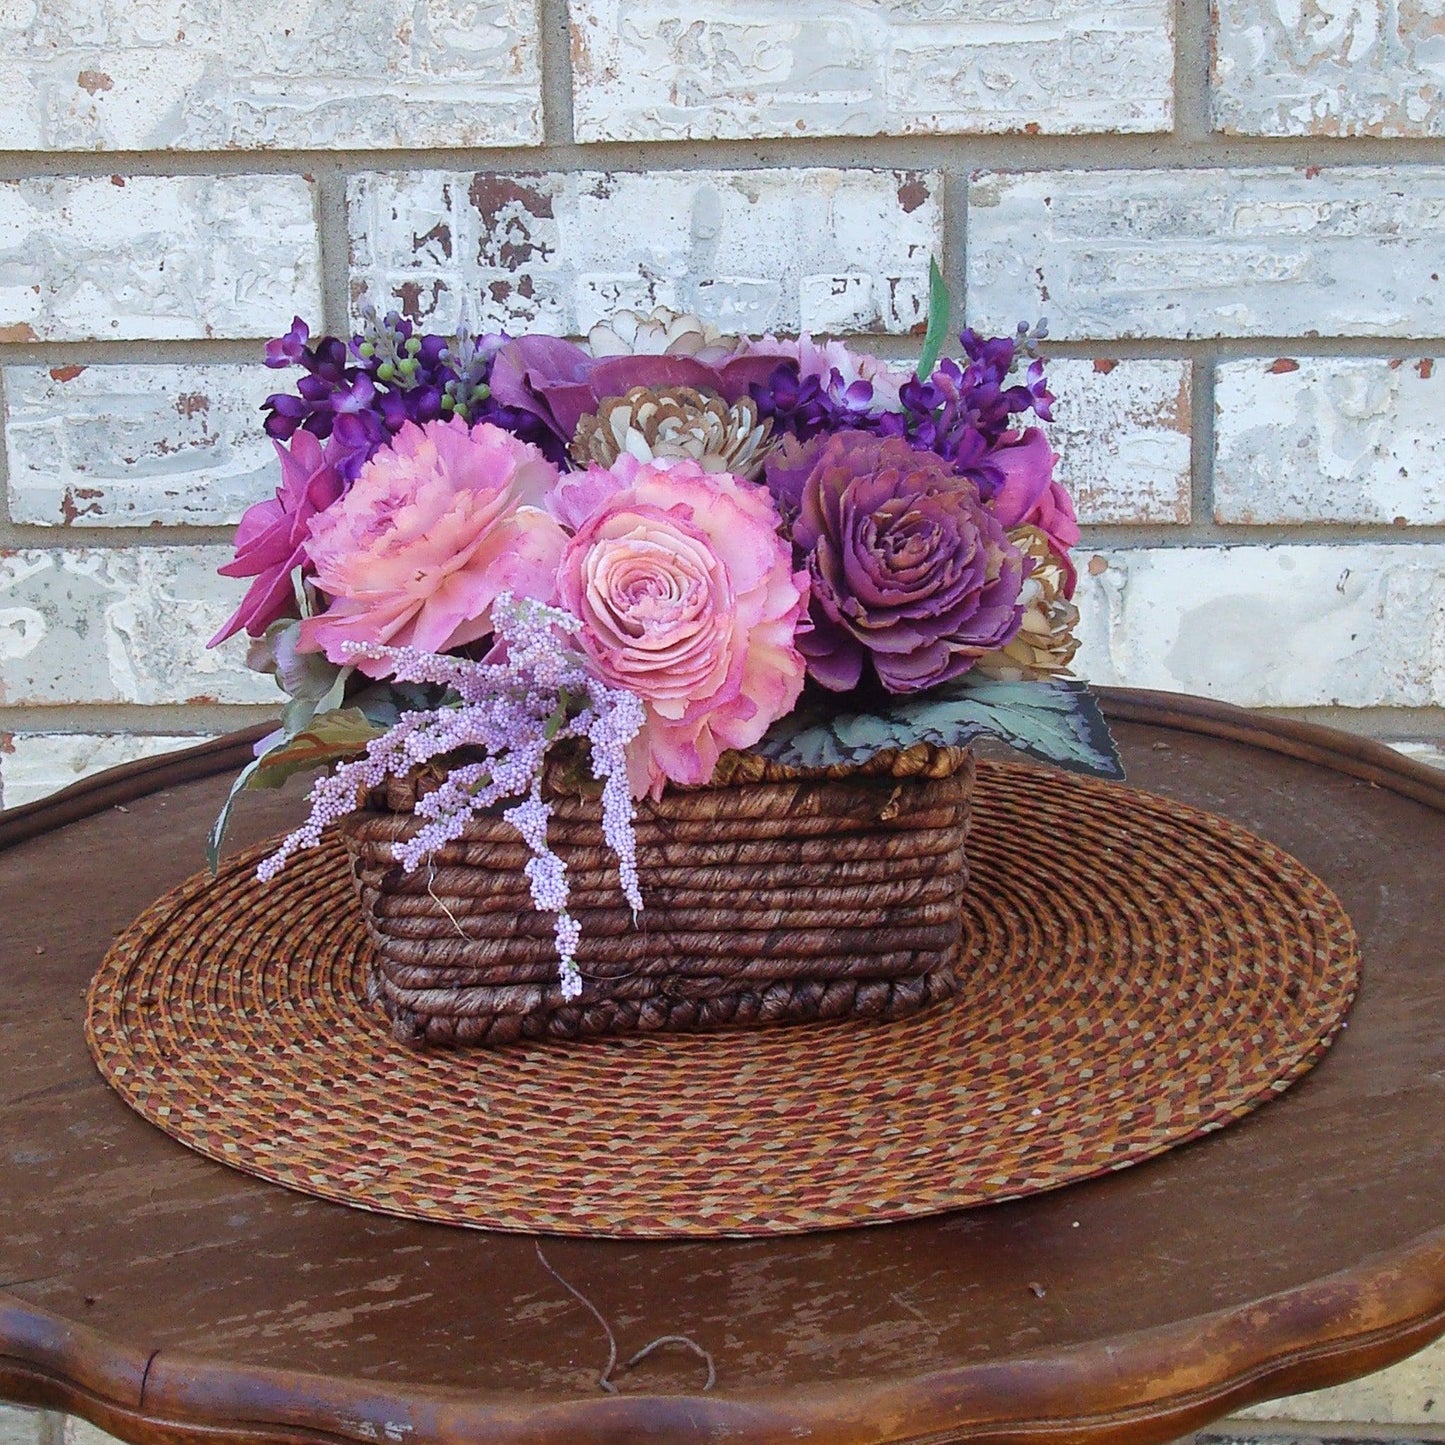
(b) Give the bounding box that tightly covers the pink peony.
[556,456,808,799]
[988,428,1080,593]
[209,430,345,646]
[299,419,567,675]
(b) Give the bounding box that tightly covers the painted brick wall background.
[0,0,1442,1438]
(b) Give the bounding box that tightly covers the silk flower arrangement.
[208,272,1122,1046]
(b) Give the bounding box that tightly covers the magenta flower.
[556,456,808,799]
[299,419,568,676]
[765,432,1027,694]
[988,428,1080,593]
[209,430,345,647]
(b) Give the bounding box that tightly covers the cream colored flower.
[586,306,743,364]
[570,385,775,480]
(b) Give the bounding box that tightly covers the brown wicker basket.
[336,744,975,1047]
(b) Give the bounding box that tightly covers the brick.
[5,364,278,527]
[966,168,1445,340]
[1192,1436,1442,1444]
[0,548,277,707]
[0,1405,46,1445]
[0,0,540,151]
[1072,544,1445,708]
[0,176,321,343]
[569,0,1173,141]
[0,731,211,809]
[1215,357,1445,526]
[1389,739,1445,770]
[1213,0,1445,138]
[1045,359,1191,524]
[1230,1335,1445,1424]
[349,169,939,338]
[61,1421,123,1445]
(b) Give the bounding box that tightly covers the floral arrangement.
[210,272,1121,999]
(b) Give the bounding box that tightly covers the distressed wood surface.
[0,693,1441,1445]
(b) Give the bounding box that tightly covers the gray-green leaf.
[206,756,262,874]
[755,678,1124,780]
[247,707,386,790]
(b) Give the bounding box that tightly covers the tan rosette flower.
[570,385,776,481]
[974,525,1081,682]
[586,306,743,363]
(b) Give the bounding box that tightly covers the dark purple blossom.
[764,432,1026,694]
[749,362,887,443]
[260,310,514,479]
[864,325,1055,489]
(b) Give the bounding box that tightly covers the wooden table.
[0,691,1441,1445]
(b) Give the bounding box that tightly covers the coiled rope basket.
[337,743,974,1047]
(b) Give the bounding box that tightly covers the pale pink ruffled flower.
[556,456,809,799]
[300,418,567,675]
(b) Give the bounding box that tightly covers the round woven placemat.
[86,761,1359,1238]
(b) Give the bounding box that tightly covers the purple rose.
[765,432,1026,694]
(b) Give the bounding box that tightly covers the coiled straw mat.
[86,760,1358,1239]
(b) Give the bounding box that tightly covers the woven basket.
[336,744,975,1048]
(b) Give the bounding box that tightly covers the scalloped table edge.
[1,689,1442,1445]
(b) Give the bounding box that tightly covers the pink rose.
[556,457,809,799]
[209,430,344,647]
[989,428,1081,594]
[300,418,567,675]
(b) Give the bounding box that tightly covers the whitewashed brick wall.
[0,7,1437,798]
[1,3,1442,1427]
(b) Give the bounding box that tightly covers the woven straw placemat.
[86,761,1358,1238]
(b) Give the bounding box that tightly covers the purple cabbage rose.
[765,432,1027,694]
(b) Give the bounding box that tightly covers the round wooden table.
[0,691,1441,1445]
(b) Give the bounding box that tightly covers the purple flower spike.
[265,317,311,369]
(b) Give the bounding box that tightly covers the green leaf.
[914,257,951,381]
[207,756,262,874]
[755,678,1124,780]
[247,707,386,791]
[246,618,344,702]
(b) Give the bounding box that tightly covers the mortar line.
[0,369,11,531]
[3,702,1440,745]
[0,703,276,735]
[1190,353,1217,528]
[1173,0,1215,145]
[537,0,576,147]
[314,163,354,337]
[15,521,1445,553]
[1076,524,1445,546]
[941,168,966,330]
[3,135,1445,183]
[4,338,1441,370]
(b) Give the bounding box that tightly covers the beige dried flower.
[570,385,776,481]
[974,525,1081,682]
[586,306,743,364]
